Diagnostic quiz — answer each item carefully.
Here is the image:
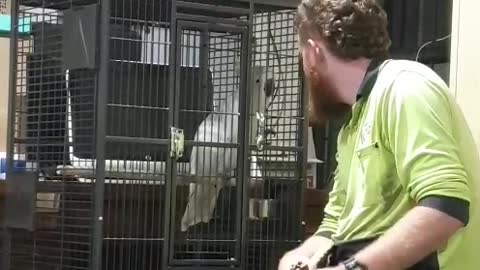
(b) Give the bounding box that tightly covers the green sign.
[0,14,31,36]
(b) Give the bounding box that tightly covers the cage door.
[168,20,250,266]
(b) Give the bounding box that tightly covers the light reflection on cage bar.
[3,1,306,270]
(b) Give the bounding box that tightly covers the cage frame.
[2,0,309,269]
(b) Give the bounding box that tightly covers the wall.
[449,0,480,152]
[0,37,9,152]
[0,0,8,152]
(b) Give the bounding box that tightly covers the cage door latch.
[170,127,185,159]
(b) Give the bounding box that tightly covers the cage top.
[18,0,300,17]
[240,0,299,9]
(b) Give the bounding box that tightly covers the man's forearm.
[352,206,464,270]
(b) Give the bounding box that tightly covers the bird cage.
[2,0,308,269]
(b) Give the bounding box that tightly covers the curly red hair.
[295,0,391,60]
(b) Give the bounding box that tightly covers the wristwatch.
[340,257,368,270]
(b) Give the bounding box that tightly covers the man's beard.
[306,71,351,127]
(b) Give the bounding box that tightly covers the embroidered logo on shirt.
[360,121,373,145]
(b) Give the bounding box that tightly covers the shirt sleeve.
[315,154,345,238]
[382,71,471,223]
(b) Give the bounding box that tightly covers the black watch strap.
[340,257,368,270]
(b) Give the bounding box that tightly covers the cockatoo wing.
[181,92,239,231]
[181,65,273,231]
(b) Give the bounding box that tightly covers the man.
[279,0,480,270]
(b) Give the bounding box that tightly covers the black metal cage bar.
[2,0,307,270]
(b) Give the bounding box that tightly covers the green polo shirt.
[316,59,480,270]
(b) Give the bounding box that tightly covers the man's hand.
[278,254,312,270]
[278,235,334,270]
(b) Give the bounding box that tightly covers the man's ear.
[306,38,325,63]
[307,39,316,49]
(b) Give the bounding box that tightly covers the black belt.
[322,237,440,270]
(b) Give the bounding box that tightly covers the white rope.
[415,34,451,62]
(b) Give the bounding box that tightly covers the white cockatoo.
[180,65,275,232]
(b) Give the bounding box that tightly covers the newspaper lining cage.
[2,0,309,269]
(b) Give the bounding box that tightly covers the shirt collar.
[355,58,386,101]
[338,58,386,128]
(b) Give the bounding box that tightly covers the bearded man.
[279,1,480,270]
